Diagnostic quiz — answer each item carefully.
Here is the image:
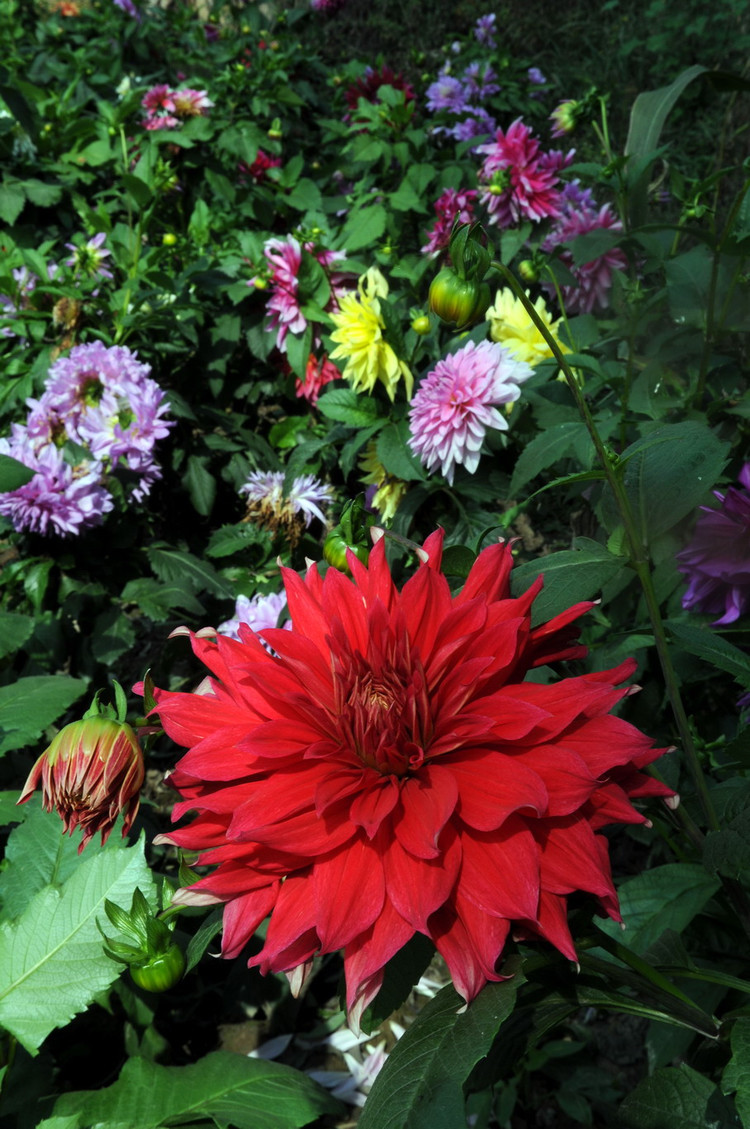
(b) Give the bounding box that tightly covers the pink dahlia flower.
[261,236,347,354]
[542,200,627,313]
[421,188,478,256]
[408,341,533,484]
[477,118,564,228]
[151,531,673,1026]
[676,463,750,625]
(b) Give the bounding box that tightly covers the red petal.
[459,818,540,920]
[349,776,401,837]
[382,824,460,930]
[393,765,459,859]
[221,883,280,959]
[538,817,617,903]
[312,836,385,949]
[449,750,548,830]
[515,744,598,816]
[456,541,514,605]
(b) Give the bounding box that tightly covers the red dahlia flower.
[151,532,673,1026]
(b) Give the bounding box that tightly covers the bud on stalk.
[428,220,492,331]
[17,714,145,852]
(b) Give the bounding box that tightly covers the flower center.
[333,642,431,777]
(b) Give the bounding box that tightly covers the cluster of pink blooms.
[476,118,572,229]
[542,185,627,313]
[421,188,478,256]
[0,342,173,537]
[141,84,213,131]
[408,340,533,484]
[253,235,350,354]
[310,0,348,10]
[1,264,58,339]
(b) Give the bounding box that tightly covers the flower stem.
[493,263,718,834]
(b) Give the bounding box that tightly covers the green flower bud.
[428,268,490,331]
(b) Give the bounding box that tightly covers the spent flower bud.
[18,710,145,852]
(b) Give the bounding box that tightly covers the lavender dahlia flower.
[218,591,291,642]
[0,425,112,537]
[240,471,334,541]
[676,464,750,625]
[408,340,533,484]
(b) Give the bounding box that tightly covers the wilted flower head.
[676,464,750,625]
[18,716,145,851]
[486,288,571,369]
[237,150,281,184]
[421,188,478,256]
[150,530,673,1026]
[408,340,532,484]
[477,118,563,228]
[240,470,333,543]
[329,268,412,401]
[218,590,291,642]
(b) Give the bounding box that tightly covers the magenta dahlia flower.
[477,118,564,228]
[408,341,533,484]
[151,531,673,1026]
[676,464,750,624]
[421,188,478,256]
[259,237,348,355]
[542,200,627,313]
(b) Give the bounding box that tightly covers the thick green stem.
[494,263,718,833]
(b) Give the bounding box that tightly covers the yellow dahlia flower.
[359,442,407,523]
[486,288,572,369]
[329,268,412,401]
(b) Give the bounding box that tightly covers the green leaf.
[509,422,589,495]
[183,455,217,518]
[54,1050,341,1129]
[0,834,155,1054]
[338,203,387,253]
[668,622,750,689]
[359,964,523,1129]
[620,1063,740,1129]
[0,181,26,225]
[0,676,88,757]
[122,173,152,209]
[723,1016,750,1126]
[597,864,720,954]
[362,934,436,1032]
[0,790,27,826]
[147,547,234,598]
[0,798,105,919]
[0,453,35,492]
[316,387,383,427]
[620,420,729,542]
[185,908,224,974]
[376,420,427,482]
[120,577,206,621]
[90,607,136,665]
[625,66,707,159]
[0,610,34,658]
[206,523,271,559]
[510,539,626,625]
[704,811,750,881]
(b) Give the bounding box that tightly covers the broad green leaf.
[620,1063,740,1129]
[183,454,217,518]
[121,577,206,620]
[316,387,383,427]
[91,606,136,665]
[0,675,88,757]
[723,1016,750,1127]
[147,547,234,598]
[509,421,588,495]
[361,934,436,1032]
[597,864,720,954]
[359,965,523,1129]
[510,539,625,625]
[625,66,707,159]
[338,203,387,253]
[620,420,729,542]
[54,1050,341,1129]
[205,522,271,559]
[0,834,155,1053]
[0,181,26,225]
[0,790,26,825]
[704,811,750,881]
[0,453,34,492]
[0,610,34,657]
[668,622,750,689]
[0,798,101,919]
[376,420,427,482]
